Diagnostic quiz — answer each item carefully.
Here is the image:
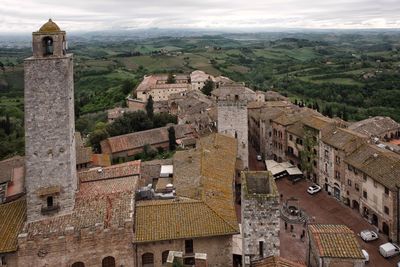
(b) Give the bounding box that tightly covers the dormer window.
[43,37,53,56]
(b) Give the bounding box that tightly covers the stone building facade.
[24,19,77,222]
[241,171,280,266]
[135,235,232,267]
[14,224,134,267]
[344,144,400,242]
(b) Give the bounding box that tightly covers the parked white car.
[379,242,400,258]
[360,230,378,242]
[256,155,262,161]
[362,249,369,262]
[307,184,321,195]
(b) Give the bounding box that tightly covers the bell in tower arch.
[43,36,54,56]
[32,19,66,58]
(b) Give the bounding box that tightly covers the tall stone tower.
[24,19,77,222]
[214,85,255,168]
[241,171,280,266]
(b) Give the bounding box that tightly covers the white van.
[379,242,400,258]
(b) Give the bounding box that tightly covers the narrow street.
[248,144,398,267]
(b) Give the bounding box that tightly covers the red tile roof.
[101,124,196,154]
[78,160,141,183]
[309,224,364,259]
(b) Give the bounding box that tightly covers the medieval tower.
[24,19,77,222]
[241,171,280,266]
[215,85,255,168]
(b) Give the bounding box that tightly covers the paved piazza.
[248,146,398,267]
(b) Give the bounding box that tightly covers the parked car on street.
[256,155,262,161]
[360,230,378,242]
[379,242,400,258]
[307,184,321,195]
[362,249,369,262]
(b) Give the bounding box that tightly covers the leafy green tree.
[201,79,215,96]
[88,129,109,153]
[323,105,333,118]
[167,73,176,84]
[143,144,157,159]
[122,79,135,95]
[146,95,154,118]
[168,126,176,151]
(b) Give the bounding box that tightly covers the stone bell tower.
[24,19,77,222]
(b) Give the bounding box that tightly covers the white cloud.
[0,0,399,33]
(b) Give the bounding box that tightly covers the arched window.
[102,256,115,267]
[162,250,169,264]
[71,262,85,267]
[142,253,154,266]
[43,37,54,56]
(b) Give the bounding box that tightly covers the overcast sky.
[1,0,399,33]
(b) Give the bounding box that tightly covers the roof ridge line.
[202,201,238,233]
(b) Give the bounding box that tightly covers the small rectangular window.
[385,187,389,195]
[363,191,367,199]
[355,183,359,191]
[347,179,352,186]
[185,239,193,254]
[384,206,389,215]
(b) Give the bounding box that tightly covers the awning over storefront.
[265,160,303,179]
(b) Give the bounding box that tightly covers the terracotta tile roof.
[91,153,111,167]
[25,176,138,237]
[212,85,256,101]
[344,144,400,190]
[101,124,195,154]
[198,134,239,230]
[135,134,239,243]
[308,224,364,259]
[78,160,141,183]
[0,197,26,253]
[303,115,334,131]
[75,132,93,165]
[141,159,173,185]
[134,198,237,243]
[349,116,400,137]
[287,121,305,137]
[251,256,305,267]
[322,128,367,153]
[0,156,24,184]
[76,146,93,165]
[273,112,302,126]
[190,70,213,82]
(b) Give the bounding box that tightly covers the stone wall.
[241,174,280,266]
[136,235,232,267]
[16,222,134,267]
[217,102,249,168]
[24,54,77,222]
